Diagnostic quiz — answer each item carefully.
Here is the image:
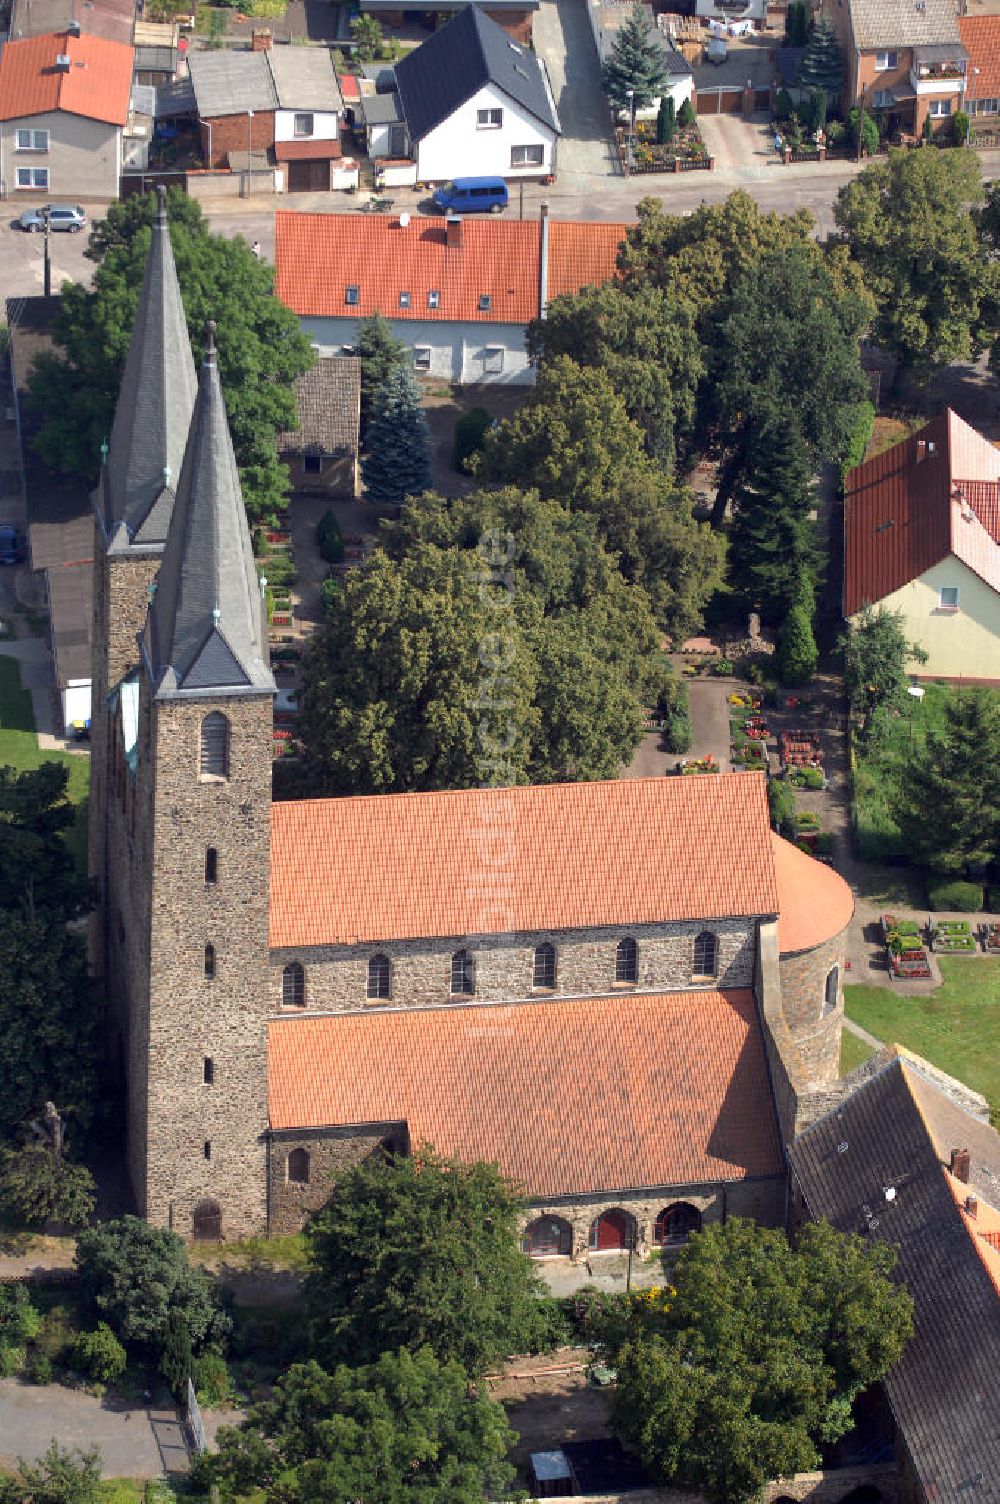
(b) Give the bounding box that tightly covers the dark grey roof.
[790,1057,1000,1504]
[96,189,197,557]
[774,46,804,86]
[155,77,196,119]
[187,50,278,118]
[143,329,275,701]
[362,88,405,126]
[278,357,361,455]
[395,5,559,142]
[267,45,343,111]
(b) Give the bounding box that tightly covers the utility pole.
[43,204,51,297]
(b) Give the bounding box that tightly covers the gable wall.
[859,554,1000,680]
[414,81,554,182]
[1,111,120,198]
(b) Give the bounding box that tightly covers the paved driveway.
[0,1380,187,1478]
[696,114,775,175]
[533,0,617,182]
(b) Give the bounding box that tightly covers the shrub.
[656,95,676,145]
[28,1352,53,1385]
[0,1148,96,1231]
[952,109,970,144]
[453,407,491,473]
[789,766,824,790]
[842,400,875,475]
[768,778,797,839]
[774,88,794,123]
[0,1343,25,1377]
[656,678,692,754]
[73,1322,127,1385]
[777,604,818,685]
[927,878,983,913]
[0,1284,42,1346]
[193,1351,237,1407]
[848,107,879,154]
[316,509,345,565]
[678,98,696,128]
[825,118,846,145]
[35,1304,79,1365]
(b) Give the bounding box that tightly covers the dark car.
[0,525,25,564]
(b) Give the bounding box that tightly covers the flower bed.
[889,949,932,979]
[881,913,921,944]
[676,755,719,775]
[732,740,766,767]
[985,923,1000,953]
[930,920,977,954]
[617,120,710,175]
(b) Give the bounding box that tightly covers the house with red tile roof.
[843,408,1000,680]
[275,209,633,384]
[0,30,134,199]
[959,15,1000,129]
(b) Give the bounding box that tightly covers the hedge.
[927,878,983,913]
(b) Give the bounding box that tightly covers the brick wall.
[269,918,757,1015]
[200,111,275,169]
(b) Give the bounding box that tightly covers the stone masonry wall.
[269,1124,407,1234]
[144,692,274,1239]
[269,918,756,1015]
[778,928,848,1101]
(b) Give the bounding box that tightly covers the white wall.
[631,74,694,120]
[0,111,122,199]
[299,314,534,385]
[63,679,92,734]
[274,108,341,142]
[414,82,554,183]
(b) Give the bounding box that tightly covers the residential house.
[392,5,560,183]
[358,0,538,45]
[186,43,342,179]
[0,31,135,198]
[959,16,1000,133]
[791,1052,1000,1504]
[589,1,694,120]
[278,357,361,498]
[843,409,1000,681]
[818,0,969,138]
[7,0,134,46]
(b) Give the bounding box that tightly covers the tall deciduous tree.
[361,364,433,504]
[601,6,669,114]
[796,16,844,93]
[192,1349,516,1504]
[834,148,997,378]
[611,1220,913,1504]
[355,309,407,442]
[728,420,819,620]
[838,603,927,744]
[304,1151,558,1373]
[891,689,1000,875]
[25,190,314,528]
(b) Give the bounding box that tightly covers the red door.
[593,1210,629,1251]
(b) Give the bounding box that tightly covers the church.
[88,190,855,1255]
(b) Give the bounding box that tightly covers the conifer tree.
[728,421,818,622]
[797,17,845,93]
[355,310,407,443]
[601,6,669,115]
[656,95,676,146]
[777,578,818,685]
[361,366,432,505]
[892,690,1000,875]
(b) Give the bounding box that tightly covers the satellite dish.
[398,211,411,228]
[884,1186,896,1202]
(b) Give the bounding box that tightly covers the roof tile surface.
[278,356,360,454]
[546,219,631,302]
[771,833,854,954]
[848,0,960,49]
[0,30,133,123]
[958,16,1000,98]
[268,988,783,1194]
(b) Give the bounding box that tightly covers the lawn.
[0,655,89,871]
[844,954,1000,1110]
[839,1027,876,1076]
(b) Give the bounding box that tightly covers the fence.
[185,1376,207,1455]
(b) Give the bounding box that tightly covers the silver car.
[17,204,87,233]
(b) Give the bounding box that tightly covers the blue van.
[432,177,509,214]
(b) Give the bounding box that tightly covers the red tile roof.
[274,210,542,325]
[843,408,1000,615]
[269,772,780,949]
[546,219,631,303]
[267,988,783,1194]
[274,138,342,162]
[772,833,854,954]
[959,17,1000,102]
[0,30,133,124]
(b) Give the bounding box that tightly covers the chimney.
[251,26,272,49]
[916,439,926,462]
[965,1195,978,1219]
[67,17,80,34]
[445,215,462,250]
[950,1147,970,1183]
[54,52,71,69]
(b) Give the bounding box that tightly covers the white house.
[590,2,694,121]
[393,6,560,183]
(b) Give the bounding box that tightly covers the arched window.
[192,1199,222,1241]
[615,937,638,984]
[205,847,218,884]
[823,965,840,1016]
[693,930,718,979]
[204,943,216,979]
[588,1209,632,1252]
[451,948,475,996]
[368,953,391,1000]
[200,712,229,778]
[522,1216,572,1257]
[532,942,556,990]
[287,1148,310,1185]
[282,961,305,1009]
[653,1202,702,1246]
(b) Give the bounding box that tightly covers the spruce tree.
[892,690,1000,875]
[729,421,818,623]
[361,366,433,505]
[159,1310,193,1399]
[797,17,845,94]
[656,95,676,146]
[356,311,407,444]
[601,6,669,115]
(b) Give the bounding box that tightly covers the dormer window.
[478,294,491,312]
[399,291,411,309]
[345,286,360,306]
[428,290,441,309]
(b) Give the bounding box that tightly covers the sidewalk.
[0,1379,187,1478]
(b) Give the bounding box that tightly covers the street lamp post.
[42,204,51,297]
[626,88,635,173]
[247,108,254,198]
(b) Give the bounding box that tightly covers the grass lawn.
[840,1028,876,1076]
[191,1231,309,1271]
[0,654,89,872]
[844,954,1000,1109]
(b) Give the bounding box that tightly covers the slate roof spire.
[142,322,275,701]
[96,185,197,554]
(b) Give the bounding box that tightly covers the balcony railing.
[910,61,966,95]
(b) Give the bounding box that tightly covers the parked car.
[0,525,25,564]
[17,204,87,233]
[432,177,508,213]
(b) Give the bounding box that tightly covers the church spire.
[97,186,197,553]
[143,324,274,700]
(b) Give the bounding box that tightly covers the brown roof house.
[278,357,360,498]
[843,408,1000,681]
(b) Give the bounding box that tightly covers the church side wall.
[269,919,757,1014]
[778,929,847,1097]
[268,1124,407,1234]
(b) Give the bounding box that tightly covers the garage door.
[695,87,743,114]
[695,89,720,114]
[720,88,743,113]
[287,158,329,192]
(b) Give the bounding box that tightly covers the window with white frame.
[872,89,894,108]
[16,128,48,151]
[939,586,960,609]
[972,97,999,114]
[477,106,503,128]
[511,143,544,166]
[399,290,411,309]
[928,97,952,115]
[427,289,440,309]
[293,112,314,137]
[482,346,504,374]
[413,346,431,371]
[15,166,48,189]
[345,285,360,306]
[874,50,899,71]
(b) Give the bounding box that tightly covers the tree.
[355,310,407,442]
[75,1216,230,1356]
[0,1443,103,1504]
[796,16,844,93]
[24,190,314,528]
[192,1349,516,1504]
[777,581,819,686]
[784,0,808,45]
[728,420,819,621]
[72,1323,127,1386]
[601,6,668,115]
[349,13,383,60]
[834,148,997,377]
[0,763,89,921]
[891,689,1000,875]
[656,95,675,146]
[611,1220,913,1504]
[839,603,928,743]
[0,1143,95,1230]
[159,1310,194,1398]
[361,365,433,505]
[305,1150,556,1374]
